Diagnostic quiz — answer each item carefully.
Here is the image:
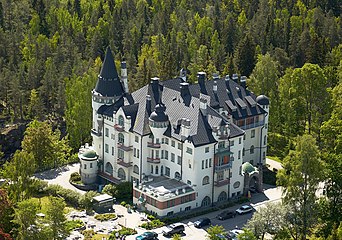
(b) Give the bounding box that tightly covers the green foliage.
[267,132,292,159]
[1,150,36,202]
[94,213,117,221]
[0,189,14,236]
[79,191,97,213]
[206,225,225,240]
[70,172,81,183]
[120,201,126,206]
[140,219,165,230]
[172,234,182,240]
[109,227,137,239]
[44,184,81,208]
[115,182,133,201]
[65,219,84,232]
[46,196,68,239]
[102,184,118,197]
[82,229,95,240]
[237,230,257,240]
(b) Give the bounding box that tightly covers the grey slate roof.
[94,46,125,97]
[163,77,266,120]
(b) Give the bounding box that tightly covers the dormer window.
[118,115,124,126]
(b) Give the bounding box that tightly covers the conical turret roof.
[94,46,124,97]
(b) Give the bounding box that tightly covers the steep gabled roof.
[94,46,124,97]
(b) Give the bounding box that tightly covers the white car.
[235,205,253,215]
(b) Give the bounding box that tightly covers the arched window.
[217,191,227,202]
[118,168,126,180]
[201,196,211,207]
[133,165,139,174]
[118,115,124,126]
[175,172,181,179]
[155,166,159,175]
[250,145,254,154]
[105,162,113,175]
[118,133,124,144]
[202,176,210,185]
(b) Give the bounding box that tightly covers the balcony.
[147,142,161,148]
[214,179,230,187]
[240,120,265,130]
[216,147,232,154]
[91,128,102,137]
[114,124,125,132]
[215,161,233,171]
[147,157,161,163]
[117,143,133,151]
[117,158,132,167]
[98,171,122,184]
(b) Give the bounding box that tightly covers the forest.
[0,0,341,239]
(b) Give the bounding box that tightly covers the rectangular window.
[165,138,169,145]
[205,147,209,153]
[156,150,159,158]
[135,136,139,143]
[161,150,164,159]
[90,163,93,168]
[177,156,181,165]
[238,150,241,159]
[186,147,192,154]
[209,158,212,167]
[111,134,115,140]
[218,141,225,148]
[156,138,160,144]
[105,144,109,153]
[105,128,109,137]
[165,167,170,177]
[137,149,140,158]
[134,148,136,157]
[171,153,175,162]
[230,140,234,146]
[118,149,124,159]
[165,150,169,160]
[243,134,246,140]
[202,160,204,169]
[205,159,208,168]
[84,164,87,169]
[239,137,242,144]
[161,138,165,144]
[217,171,224,181]
[171,140,175,147]
[251,129,255,138]
[178,143,182,150]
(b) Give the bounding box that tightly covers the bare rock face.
[0,123,27,165]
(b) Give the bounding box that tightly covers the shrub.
[109,227,137,239]
[115,182,133,201]
[94,213,117,221]
[45,184,81,207]
[120,201,126,206]
[65,220,84,232]
[102,184,117,197]
[147,214,155,220]
[140,219,165,230]
[70,172,81,183]
[82,229,95,240]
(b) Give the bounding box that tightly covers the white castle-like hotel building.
[79,47,270,216]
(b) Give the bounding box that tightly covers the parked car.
[135,231,158,240]
[162,223,185,237]
[216,210,236,220]
[235,205,253,215]
[194,217,211,228]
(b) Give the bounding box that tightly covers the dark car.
[194,217,211,228]
[135,231,158,240]
[162,223,185,237]
[216,210,236,220]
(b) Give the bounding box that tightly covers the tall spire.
[94,46,124,97]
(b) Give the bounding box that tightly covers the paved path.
[34,163,85,194]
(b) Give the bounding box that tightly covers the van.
[162,223,185,237]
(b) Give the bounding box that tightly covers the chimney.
[151,77,160,101]
[213,81,218,93]
[240,76,247,88]
[200,97,208,117]
[232,73,238,83]
[121,61,129,93]
[180,68,187,82]
[180,82,190,97]
[146,95,151,114]
[180,118,191,141]
[197,72,206,87]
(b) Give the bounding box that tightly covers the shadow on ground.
[34,165,71,180]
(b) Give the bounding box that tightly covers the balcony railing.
[240,120,265,130]
[91,128,102,137]
[117,158,132,167]
[214,179,230,187]
[117,143,133,151]
[114,124,125,132]
[216,147,232,154]
[215,161,233,171]
[147,142,161,148]
[98,171,122,184]
[147,157,161,163]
